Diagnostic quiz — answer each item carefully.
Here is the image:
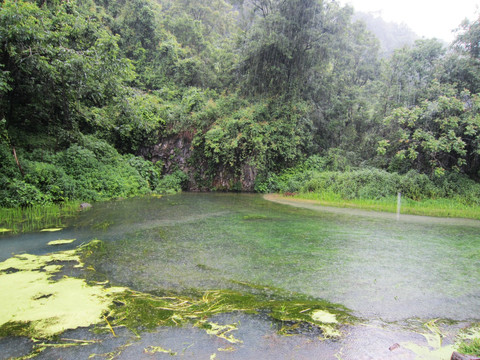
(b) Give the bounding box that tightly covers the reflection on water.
[1,192,479,359]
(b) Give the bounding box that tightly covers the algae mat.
[0,244,125,338]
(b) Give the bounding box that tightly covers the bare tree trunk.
[12,146,24,178]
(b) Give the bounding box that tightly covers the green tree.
[439,15,480,93]
[310,14,380,154]
[238,0,326,98]
[0,0,134,138]
[377,84,480,177]
[377,39,445,117]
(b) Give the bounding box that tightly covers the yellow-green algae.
[0,239,354,343]
[199,321,243,344]
[399,319,465,360]
[40,228,63,232]
[105,287,353,340]
[144,345,177,355]
[218,346,236,352]
[47,239,77,246]
[311,309,337,324]
[401,342,454,360]
[0,246,125,338]
[0,228,12,233]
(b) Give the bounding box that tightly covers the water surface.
[1,193,479,359]
[76,193,480,321]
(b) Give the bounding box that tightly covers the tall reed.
[0,202,81,234]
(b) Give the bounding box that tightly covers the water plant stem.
[0,201,81,234]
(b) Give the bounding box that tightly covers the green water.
[1,192,480,359]
[80,192,480,322]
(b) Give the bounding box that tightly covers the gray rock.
[79,202,92,210]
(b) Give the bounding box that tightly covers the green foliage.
[127,155,162,190]
[255,150,361,193]
[2,0,480,204]
[192,99,312,185]
[378,39,446,111]
[238,0,328,98]
[54,144,149,201]
[0,0,134,132]
[255,155,325,193]
[279,166,480,208]
[112,91,166,153]
[156,170,189,194]
[457,337,480,356]
[0,135,180,207]
[1,179,50,207]
[378,87,480,177]
[262,153,480,206]
[301,169,439,201]
[456,325,480,356]
[0,140,20,180]
[23,161,72,203]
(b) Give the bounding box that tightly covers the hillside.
[354,11,419,55]
[1,0,480,206]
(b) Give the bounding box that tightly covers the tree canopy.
[1,0,480,205]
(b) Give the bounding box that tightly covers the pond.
[1,193,479,359]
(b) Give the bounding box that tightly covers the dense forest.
[2,0,480,207]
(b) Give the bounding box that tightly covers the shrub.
[301,169,410,199]
[23,161,72,202]
[0,135,163,207]
[156,170,189,194]
[127,155,162,190]
[0,142,21,179]
[0,179,50,207]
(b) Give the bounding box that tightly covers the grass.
[457,338,480,356]
[0,202,81,234]
[456,325,480,356]
[291,191,480,220]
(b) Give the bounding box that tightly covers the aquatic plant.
[47,239,76,246]
[458,338,480,356]
[456,325,480,356]
[0,239,354,344]
[102,286,353,341]
[0,202,80,234]
[0,247,126,338]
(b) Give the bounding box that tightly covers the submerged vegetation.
[0,239,352,348]
[458,336,480,356]
[79,241,353,340]
[1,238,478,358]
[453,324,480,356]
[0,202,80,234]
[109,288,350,339]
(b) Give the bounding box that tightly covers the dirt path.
[263,193,480,227]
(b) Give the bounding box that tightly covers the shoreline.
[263,193,480,227]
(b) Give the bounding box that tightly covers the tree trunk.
[12,146,24,178]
